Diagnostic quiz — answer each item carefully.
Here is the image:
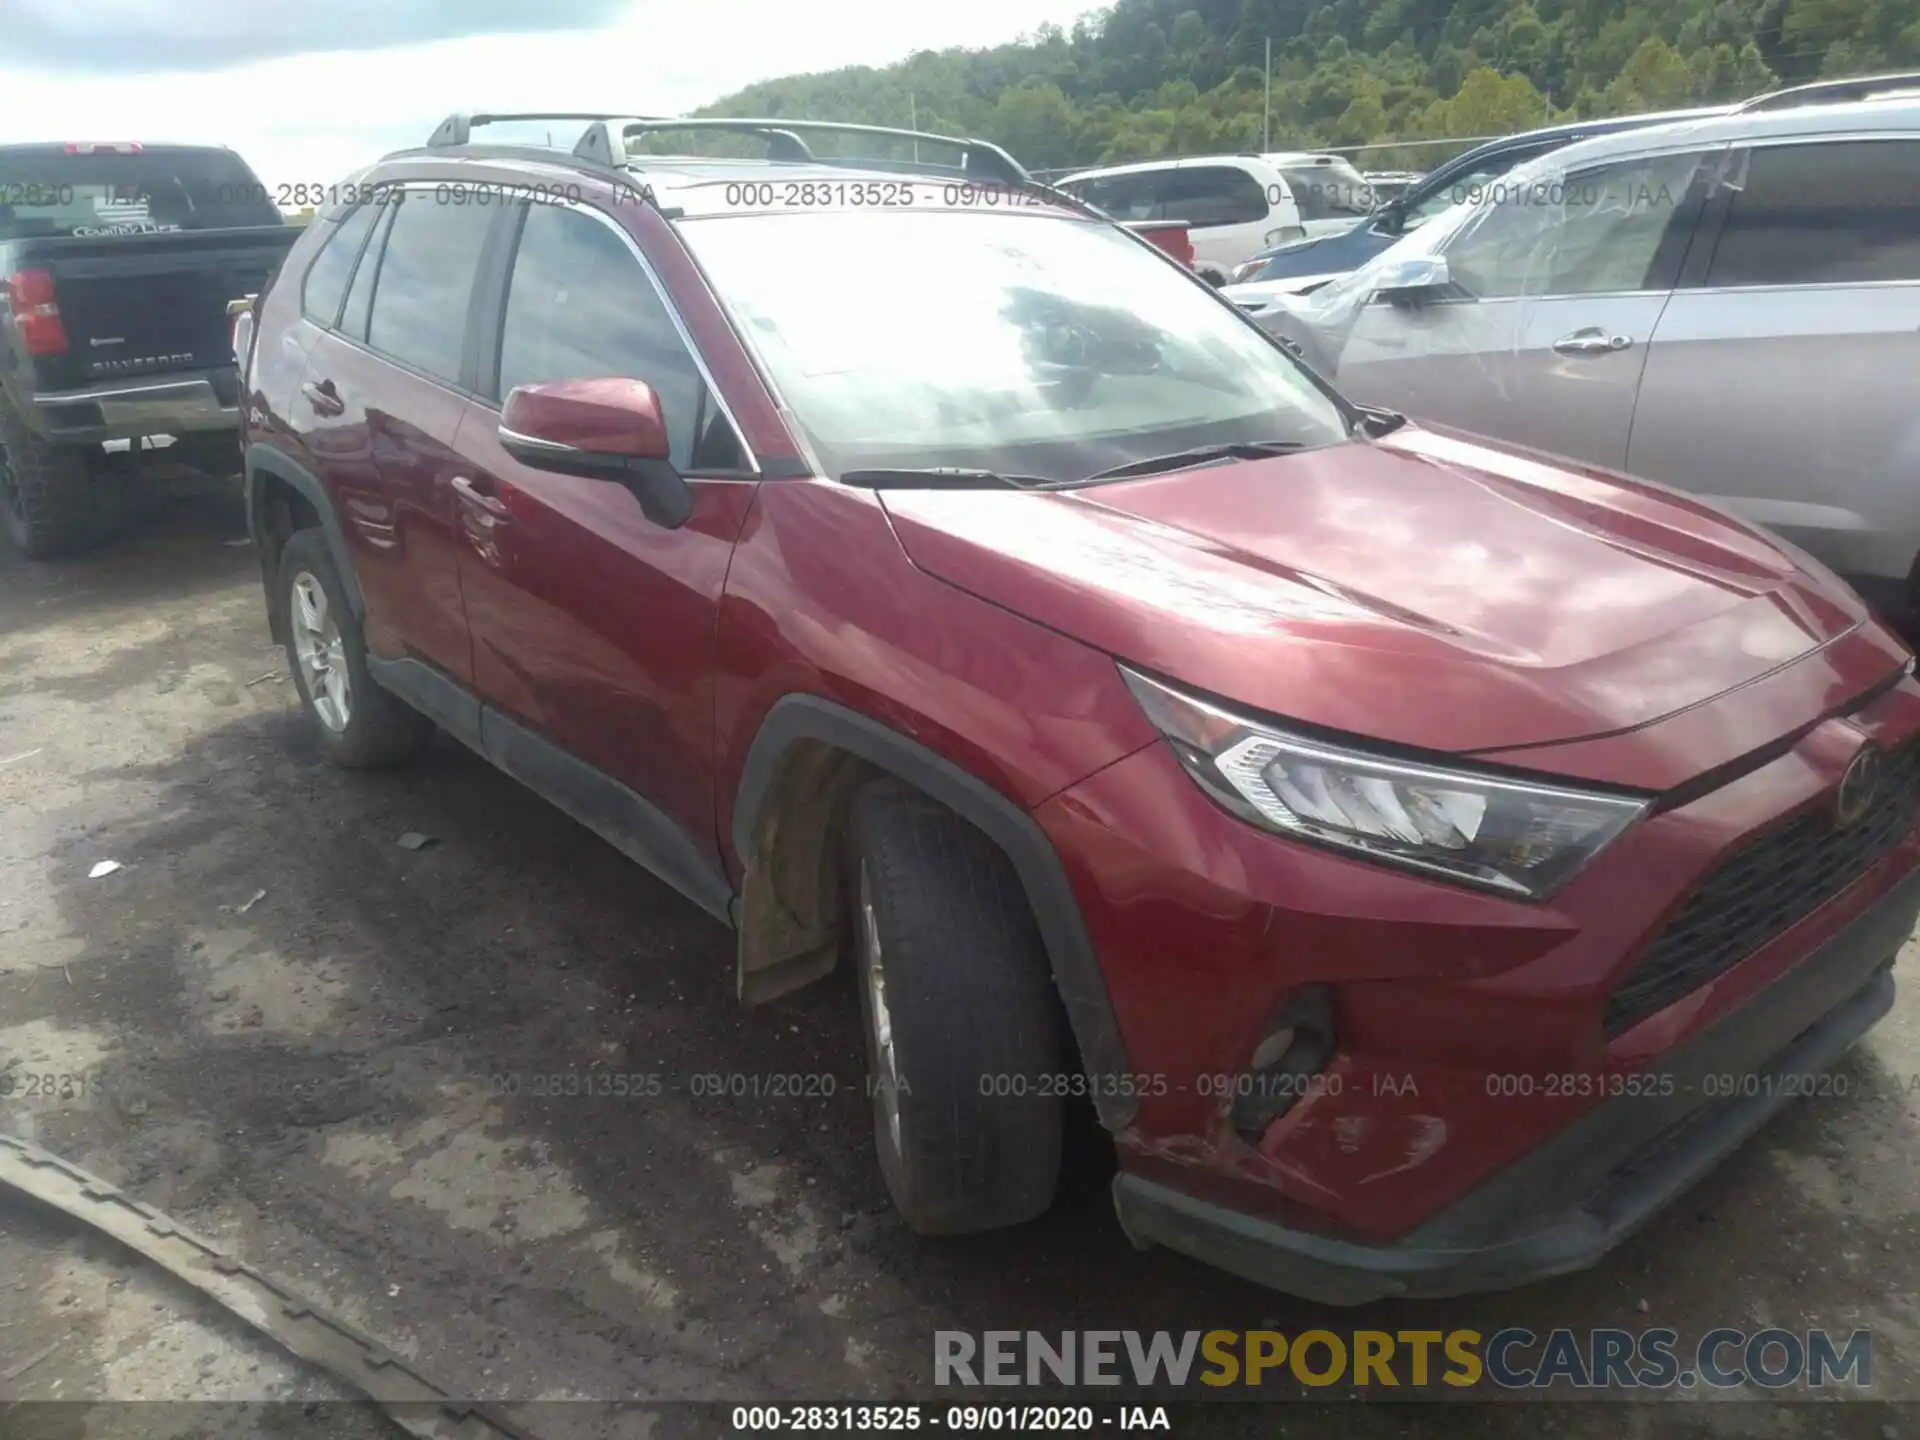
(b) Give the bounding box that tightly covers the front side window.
[497,203,739,470]
[681,208,1349,484]
[1706,139,1920,287]
[1442,150,1708,299]
[1400,150,1542,231]
[364,193,492,384]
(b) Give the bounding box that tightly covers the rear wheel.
[0,398,117,558]
[277,529,434,768]
[843,779,1064,1234]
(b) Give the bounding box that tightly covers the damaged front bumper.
[1112,863,1920,1305]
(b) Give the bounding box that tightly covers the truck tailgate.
[22,227,295,390]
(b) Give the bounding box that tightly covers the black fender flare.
[244,443,364,622]
[732,694,1137,1131]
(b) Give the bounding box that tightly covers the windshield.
[0,149,282,239]
[681,209,1351,483]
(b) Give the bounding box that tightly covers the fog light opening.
[1230,985,1336,1143]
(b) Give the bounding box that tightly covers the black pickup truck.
[0,142,299,557]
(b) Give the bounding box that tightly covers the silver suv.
[1256,91,1920,618]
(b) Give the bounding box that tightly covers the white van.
[1259,152,1377,241]
[1056,156,1307,285]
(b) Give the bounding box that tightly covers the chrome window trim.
[503,196,759,477]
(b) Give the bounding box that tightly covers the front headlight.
[1121,668,1649,899]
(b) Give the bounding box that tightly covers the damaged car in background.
[1243,95,1920,627]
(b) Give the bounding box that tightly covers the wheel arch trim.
[732,693,1138,1130]
[244,443,363,624]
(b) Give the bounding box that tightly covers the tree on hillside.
[697,0,1918,170]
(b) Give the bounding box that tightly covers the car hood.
[879,426,1869,756]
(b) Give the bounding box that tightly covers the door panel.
[451,199,758,855]
[1626,136,1920,588]
[1336,147,1717,471]
[449,402,755,852]
[293,331,474,679]
[1339,293,1666,469]
[1627,286,1920,584]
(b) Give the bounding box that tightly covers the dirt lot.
[3,482,1920,1439]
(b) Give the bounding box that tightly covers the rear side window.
[0,147,282,239]
[1068,172,1161,221]
[497,203,737,470]
[1069,166,1271,228]
[365,194,492,385]
[302,202,380,328]
[1705,139,1920,287]
[1161,167,1271,228]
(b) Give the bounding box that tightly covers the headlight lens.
[1121,667,1649,899]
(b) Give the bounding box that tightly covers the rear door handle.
[300,379,345,416]
[450,474,508,519]
[1552,328,1634,357]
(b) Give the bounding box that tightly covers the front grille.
[1604,744,1920,1036]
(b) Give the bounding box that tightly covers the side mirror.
[1373,255,1452,306]
[499,378,693,529]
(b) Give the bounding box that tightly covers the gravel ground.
[2,481,1920,1440]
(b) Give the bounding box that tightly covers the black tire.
[0,396,118,558]
[843,779,1064,1234]
[276,529,434,768]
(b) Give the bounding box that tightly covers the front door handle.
[450,474,508,519]
[300,379,345,416]
[1552,328,1634,357]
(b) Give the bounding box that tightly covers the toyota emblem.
[1835,744,1885,827]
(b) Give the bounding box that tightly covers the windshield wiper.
[1079,440,1311,484]
[840,468,1045,491]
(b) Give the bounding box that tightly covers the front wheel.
[843,779,1064,1234]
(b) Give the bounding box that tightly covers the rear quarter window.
[301,202,381,328]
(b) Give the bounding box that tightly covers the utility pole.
[910,91,920,161]
[1263,37,1273,152]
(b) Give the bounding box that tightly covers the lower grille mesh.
[1604,744,1920,1036]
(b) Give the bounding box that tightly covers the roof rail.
[427,112,635,148]
[571,117,1032,186]
[1736,70,1920,113]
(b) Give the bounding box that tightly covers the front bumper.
[1113,862,1920,1304]
[26,368,241,444]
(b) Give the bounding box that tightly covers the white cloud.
[0,0,1100,191]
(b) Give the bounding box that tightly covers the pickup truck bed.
[0,142,300,556]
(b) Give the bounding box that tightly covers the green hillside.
[696,0,1920,171]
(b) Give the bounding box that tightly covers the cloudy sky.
[0,0,1100,191]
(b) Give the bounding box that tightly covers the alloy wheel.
[289,571,351,732]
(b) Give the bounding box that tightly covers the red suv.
[239,114,1920,1303]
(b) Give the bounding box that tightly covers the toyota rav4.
[237,113,1920,1303]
